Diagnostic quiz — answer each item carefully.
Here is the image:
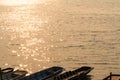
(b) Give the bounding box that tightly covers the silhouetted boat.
[0,67,14,80]
[103,72,120,80]
[19,66,64,80]
[0,69,27,80]
[68,74,92,80]
[0,66,93,80]
[0,67,14,75]
[52,66,94,80]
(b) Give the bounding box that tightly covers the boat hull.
[19,66,64,80]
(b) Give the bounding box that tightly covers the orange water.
[0,0,120,80]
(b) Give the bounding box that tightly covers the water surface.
[0,0,120,80]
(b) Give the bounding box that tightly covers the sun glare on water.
[0,0,46,5]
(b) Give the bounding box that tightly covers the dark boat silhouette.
[51,66,94,80]
[19,66,64,80]
[103,72,120,80]
[0,67,28,80]
[0,67,14,80]
[0,66,93,80]
[0,67,14,75]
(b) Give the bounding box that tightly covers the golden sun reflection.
[0,0,38,5]
[0,1,52,73]
[0,0,49,5]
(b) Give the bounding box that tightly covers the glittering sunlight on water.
[0,4,51,73]
[0,0,49,5]
[0,0,120,80]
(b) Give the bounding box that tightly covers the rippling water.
[0,0,120,80]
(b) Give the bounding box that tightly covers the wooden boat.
[52,66,94,80]
[103,72,120,80]
[19,66,64,80]
[0,67,14,80]
[68,74,92,80]
[0,69,27,80]
[73,66,94,75]
[0,67,14,75]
